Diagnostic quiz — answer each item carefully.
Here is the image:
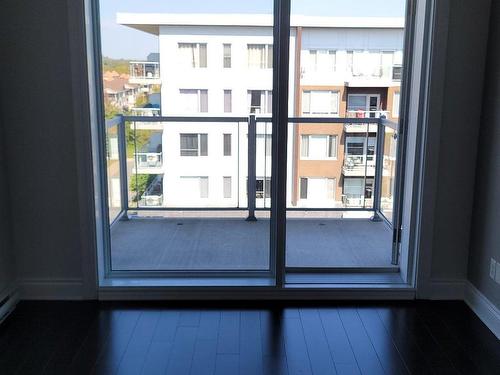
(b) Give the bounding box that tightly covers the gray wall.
[0,1,85,295]
[0,108,16,296]
[468,1,500,308]
[0,0,495,300]
[429,0,491,281]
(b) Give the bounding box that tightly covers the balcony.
[129,61,161,84]
[130,107,162,130]
[105,115,399,270]
[342,156,376,177]
[345,111,388,133]
[346,64,403,87]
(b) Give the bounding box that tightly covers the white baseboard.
[18,278,87,300]
[464,281,500,340]
[419,279,465,300]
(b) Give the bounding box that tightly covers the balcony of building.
[130,107,162,129]
[346,64,403,87]
[345,111,388,132]
[129,61,161,84]
[105,115,399,272]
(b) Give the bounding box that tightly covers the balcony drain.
[319,223,326,226]
[177,223,183,226]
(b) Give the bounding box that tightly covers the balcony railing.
[129,61,161,84]
[105,114,398,225]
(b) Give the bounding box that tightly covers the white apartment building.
[118,14,404,209]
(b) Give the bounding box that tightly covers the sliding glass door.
[92,0,410,284]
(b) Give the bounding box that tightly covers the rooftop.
[117,13,405,35]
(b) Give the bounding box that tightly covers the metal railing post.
[117,115,129,220]
[246,115,257,221]
[370,118,384,222]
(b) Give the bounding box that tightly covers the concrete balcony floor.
[110,212,394,271]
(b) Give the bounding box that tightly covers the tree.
[130,174,156,202]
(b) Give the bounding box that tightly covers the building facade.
[118,14,403,210]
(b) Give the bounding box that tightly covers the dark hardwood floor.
[0,301,498,375]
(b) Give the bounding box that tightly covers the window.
[367,137,376,161]
[299,178,336,200]
[178,43,207,68]
[180,133,208,156]
[255,178,271,199]
[392,92,400,117]
[223,134,231,156]
[179,89,208,113]
[347,94,380,117]
[200,177,209,198]
[346,137,365,156]
[300,178,308,199]
[247,44,273,68]
[224,90,232,113]
[257,134,272,156]
[302,90,339,115]
[180,176,209,198]
[223,44,231,68]
[308,49,336,72]
[365,178,374,199]
[344,178,365,199]
[300,135,337,159]
[248,90,272,114]
[223,177,232,198]
[347,50,363,75]
[393,50,403,80]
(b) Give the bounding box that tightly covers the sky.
[100,0,406,59]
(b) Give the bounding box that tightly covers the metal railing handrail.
[129,61,160,65]
[117,115,388,126]
[105,114,398,220]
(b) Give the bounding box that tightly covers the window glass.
[223,44,231,68]
[224,90,232,113]
[180,134,198,156]
[223,133,231,156]
[199,177,209,198]
[300,178,308,199]
[223,176,232,198]
[199,134,208,156]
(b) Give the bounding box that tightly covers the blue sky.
[100,0,406,59]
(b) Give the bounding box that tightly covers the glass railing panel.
[113,117,271,271]
[380,124,398,223]
[105,119,123,223]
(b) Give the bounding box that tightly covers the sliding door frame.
[82,0,431,294]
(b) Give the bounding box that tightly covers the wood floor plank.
[216,311,240,354]
[376,307,434,375]
[283,317,313,375]
[239,310,264,375]
[190,339,218,375]
[0,301,498,375]
[164,326,198,374]
[299,308,337,375]
[319,308,359,369]
[384,306,459,374]
[115,310,161,375]
[337,307,385,375]
[197,310,221,341]
[214,354,239,375]
[67,310,116,375]
[92,310,142,375]
[357,307,409,375]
